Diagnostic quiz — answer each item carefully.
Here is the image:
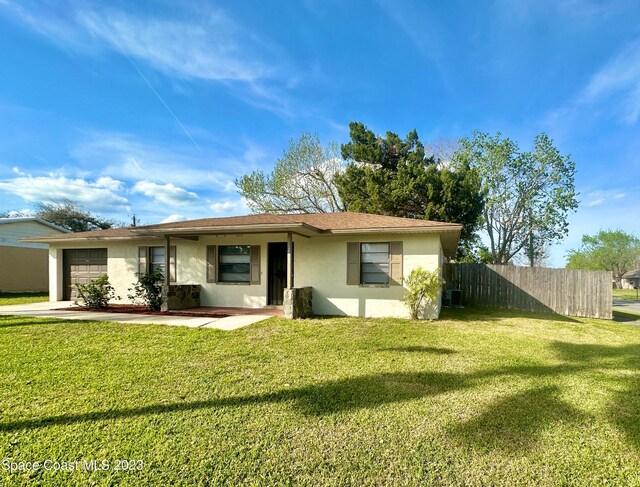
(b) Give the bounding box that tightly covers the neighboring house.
[622,269,640,289]
[0,217,69,292]
[27,213,461,318]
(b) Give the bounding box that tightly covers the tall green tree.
[236,132,345,214]
[567,230,640,288]
[453,131,578,264]
[34,199,117,232]
[334,122,484,259]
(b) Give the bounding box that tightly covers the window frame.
[149,246,166,275]
[138,245,176,282]
[359,242,390,286]
[218,245,252,284]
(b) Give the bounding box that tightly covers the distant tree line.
[1,199,119,232]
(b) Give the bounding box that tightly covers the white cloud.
[95,176,124,191]
[209,199,249,215]
[71,133,238,190]
[583,189,628,208]
[0,175,129,213]
[580,39,640,124]
[542,37,640,133]
[78,9,269,83]
[160,213,187,223]
[0,2,294,115]
[132,180,199,207]
[586,198,604,207]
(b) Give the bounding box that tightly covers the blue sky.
[0,0,639,267]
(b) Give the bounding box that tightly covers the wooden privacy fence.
[443,264,612,319]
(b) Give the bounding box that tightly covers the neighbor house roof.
[622,269,640,279]
[0,217,69,233]
[24,212,463,256]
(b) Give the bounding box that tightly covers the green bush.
[75,275,118,309]
[401,267,444,320]
[128,269,164,311]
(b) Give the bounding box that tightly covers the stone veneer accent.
[163,284,201,311]
[283,287,313,319]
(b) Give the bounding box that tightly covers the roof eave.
[130,222,322,237]
[326,225,462,235]
[23,235,160,243]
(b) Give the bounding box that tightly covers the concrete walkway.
[0,301,273,330]
[612,299,640,325]
[613,299,640,314]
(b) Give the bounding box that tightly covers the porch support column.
[287,231,293,289]
[162,234,171,311]
[165,234,171,289]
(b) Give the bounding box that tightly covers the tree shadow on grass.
[0,371,468,432]
[550,341,640,450]
[3,338,640,454]
[449,385,584,452]
[440,307,580,323]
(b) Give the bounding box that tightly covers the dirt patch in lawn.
[60,304,230,319]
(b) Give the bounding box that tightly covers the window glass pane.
[361,272,389,284]
[361,242,389,284]
[219,246,251,256]
[151,247,165,265]
[361,263,389,274]
[361,243,389,253]
[218,245,251,282]
[361,251,388,264]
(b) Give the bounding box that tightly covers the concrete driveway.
[0,301,273,330]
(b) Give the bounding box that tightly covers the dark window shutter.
[250,245,261,285]
[206,245,217,283]
[347,242,360,285]
[138,246,148,275]
[389,241,403,286]
[169,246,177,282]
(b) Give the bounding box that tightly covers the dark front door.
[268,242,292,306]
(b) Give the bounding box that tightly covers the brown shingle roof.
[139,212,461,231]
[24,212,461,241]
[24,226,136,241]
[623,269,640,279]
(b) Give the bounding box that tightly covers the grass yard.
[1,309,640,486]
[613,288,640,301]
[0,292,48,306]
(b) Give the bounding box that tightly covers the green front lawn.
[0,292,48,306]
[1,309,640,485]
[613,288,640,301]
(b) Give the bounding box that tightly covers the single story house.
[0,217,69,292]
[26,212,461,319]
[622,269,640,289]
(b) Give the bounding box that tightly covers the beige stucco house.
[27,213,461,319]
[621,269,640,289]
[0,217,69,292]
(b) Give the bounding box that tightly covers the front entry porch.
[181,306,284,317]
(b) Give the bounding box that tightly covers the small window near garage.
[218,245,251,283]
[150,247,166,274]
[138,246,176,282]
[360,243,390,285]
